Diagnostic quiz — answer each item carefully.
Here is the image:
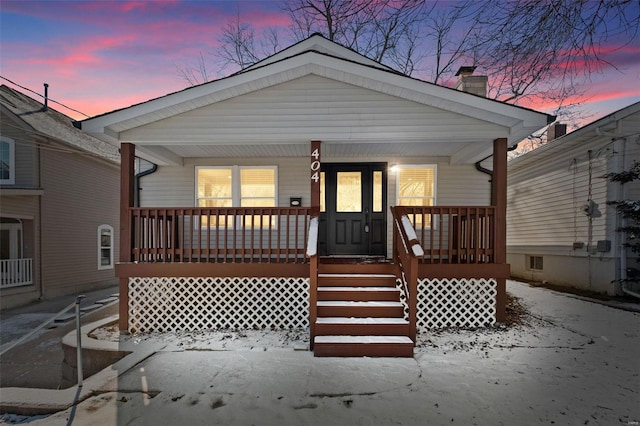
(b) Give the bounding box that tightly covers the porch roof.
[80,35,553,166]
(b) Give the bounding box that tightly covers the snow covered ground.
[1,280,638,425]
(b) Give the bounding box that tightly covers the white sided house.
[507,102,640,296]
[0,85,120,309]
[81,34,552,357]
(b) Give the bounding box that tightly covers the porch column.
[309,140,321,348]
[310,140,322,216]
[119,142,135,332]
[492,138,508,322]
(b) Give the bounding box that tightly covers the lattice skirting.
[416,278,497,330]
[128,277,309,333]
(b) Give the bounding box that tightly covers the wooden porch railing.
[391,206,421,344]
[128,207,312,263]
[402,206,496,264]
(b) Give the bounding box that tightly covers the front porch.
[116,185,508,357]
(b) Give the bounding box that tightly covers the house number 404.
[311,148,320,182]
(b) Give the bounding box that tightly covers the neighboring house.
[0,85,120,309]
[81,34,551,357]
[507,102,640,296]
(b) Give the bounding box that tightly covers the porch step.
[313,270,412,358]
[318,273,397,287]
[317,286,400,301]
[319,263,395,275]
[315,317,409,336]
[317,301,404,318]
[313,335,414,357]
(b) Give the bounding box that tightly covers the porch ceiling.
[149,140,470,159]
[147,140,467,160]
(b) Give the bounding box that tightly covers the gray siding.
[507,108,640,294]
[508,152,609,247]
[40,148,119,298]
[1,111,39,188]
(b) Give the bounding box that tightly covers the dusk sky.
[1,1,639,126]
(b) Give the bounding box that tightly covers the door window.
[336,171,362,212]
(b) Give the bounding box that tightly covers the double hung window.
[196,166,277,227]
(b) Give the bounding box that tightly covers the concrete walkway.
[0,286,119,389]
[1,281,639,425]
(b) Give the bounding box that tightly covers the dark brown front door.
[319,163,386,256]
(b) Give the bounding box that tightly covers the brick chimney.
[455,66,487,97]
[547,123,567,141]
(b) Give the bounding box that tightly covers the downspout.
[474,144,520,197]
[134,159,158,207]
[596,126,640,299]
[38,141,44,300]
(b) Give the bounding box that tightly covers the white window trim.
[1,137,16,185]
[98,224,114,270]
[195,165,278,207]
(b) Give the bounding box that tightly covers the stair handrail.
[1,295,86,387]
[306,215,319,349]
[391,206,423,344]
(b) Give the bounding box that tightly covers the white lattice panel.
[128,277,309,333]
[416,278,496,330]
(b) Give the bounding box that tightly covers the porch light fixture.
[389,165,400,173]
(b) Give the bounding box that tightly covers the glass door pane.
[336,172,362,212]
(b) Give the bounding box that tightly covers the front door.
[319,163,386,256]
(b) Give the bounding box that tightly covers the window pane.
[373,171,382,212]
[98,226,113,268]
[100,249,111,265]
[0,142,10,180]
[336,172,362,212]
[320,171,326,212]
[398,168,434,198]
[198,199,232,208]
[198,199,233,227]
[241,168,275,198]
[397,199,433,227]
[397,198,433,207]
[198,169,232,198]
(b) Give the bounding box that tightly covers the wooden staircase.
[313,262,414,357]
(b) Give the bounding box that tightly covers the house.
[80,34,552,357]
[507,102,640,297]
[0,85,120,309]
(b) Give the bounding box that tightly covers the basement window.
[528,255,543,271]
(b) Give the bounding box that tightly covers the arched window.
[1,137,16,184]
[98,225,114,269]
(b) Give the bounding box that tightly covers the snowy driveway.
[14,281,640,425]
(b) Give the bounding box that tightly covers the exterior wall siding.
[122,75,499,145]
[139,155,491,259]
[40,148,120,298]
[507,109,640,294]
[1,111,39,188]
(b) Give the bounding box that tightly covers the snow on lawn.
[0,314,58,353]
[3,280,639,425]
